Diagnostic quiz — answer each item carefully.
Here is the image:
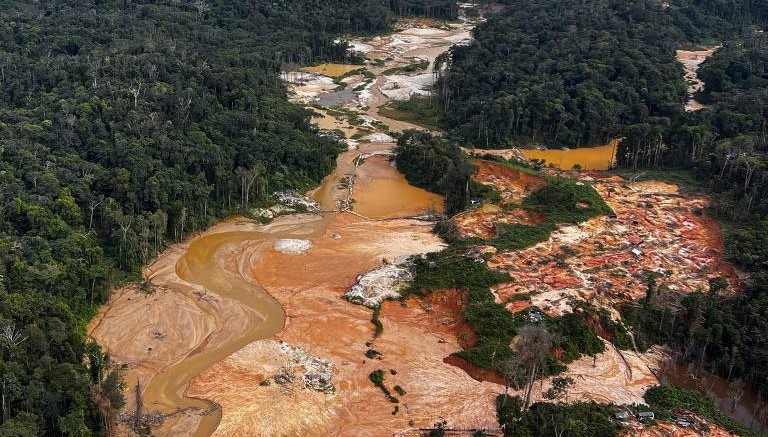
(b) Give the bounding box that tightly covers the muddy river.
[90,12,481,437]
[88,10,751,437]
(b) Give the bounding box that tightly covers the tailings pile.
[488,178,739,316]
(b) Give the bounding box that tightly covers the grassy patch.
[485,176,612,252]
[524,177,613,223]
[404,249,510,297]
[381,58,430,75]
[379,96,442,130]
[490,222,558,252]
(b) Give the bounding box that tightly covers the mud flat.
[91,12,503,436]
[89,215,329,436]
[194,214,503,436]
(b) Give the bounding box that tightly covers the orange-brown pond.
[521,139,619,171]
[353,155,444,218]
[302,64,362,78]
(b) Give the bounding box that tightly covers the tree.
[516,326,553,408]
[544,377,574,403]
[0,412,39,437]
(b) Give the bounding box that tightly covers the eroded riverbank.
[90,10,492,437]
[89,8,752,437]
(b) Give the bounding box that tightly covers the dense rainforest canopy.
[439,0,689,148]
[0,0,451,435]
[437,0,768,149]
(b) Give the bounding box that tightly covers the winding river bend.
[89,12,478,437]
[87,11,751,437]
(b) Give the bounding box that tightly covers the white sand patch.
[344,139,360,150]
[345,258,413,307]
[388,34,427,52]
[349,41,374,54]
[551,224,591,245]
[273,239,313,254]
[357,81,376,106]
[380,73,435,101]
[362,132,395,143]
[446,30,472,45]
[281,72,338,103]
[400,27,451,38]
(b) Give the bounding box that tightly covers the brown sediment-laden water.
[89,11,499,437]
[89,10,750,437]
[520,139,620,171]
[660,360,768,433]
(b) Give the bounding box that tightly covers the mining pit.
[90,10,748,437]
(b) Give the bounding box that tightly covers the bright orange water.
[521,140,619,171]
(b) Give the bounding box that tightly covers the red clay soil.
[473,160,547,204]
[505,299,533,314]
[454,208,546,240]
[443,355,506,385]
[618,419,737,437]
[488,180,742,316]
[404,289,479,349]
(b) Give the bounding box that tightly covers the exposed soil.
[488,178,740,317]
[530,342,662,405]
[472,160,547,204]
[454,208,546,239]
[221,214,501,436]
[618,418,737,437]
[311,108,361,139]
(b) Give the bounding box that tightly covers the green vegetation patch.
[381,58,430,75]
[645,385,761,437]
[380,96,443,131]
[497,395,619,437]
[405,247,612,371]
[369,370,399,403]
[484,173,612,252]
[523,178,613,224]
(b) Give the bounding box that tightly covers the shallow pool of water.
[302,64,361,78]
[353,156,444,218]
[521,140,619,171]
